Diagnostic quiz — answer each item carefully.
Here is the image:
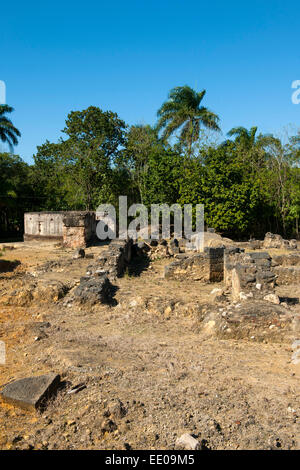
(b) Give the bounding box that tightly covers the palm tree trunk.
[188,120,194,158]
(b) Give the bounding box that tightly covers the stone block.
[74,275,114,304]
[164,248,224,282]
[0,373,60,411]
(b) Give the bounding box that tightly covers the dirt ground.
[0,242,300,450]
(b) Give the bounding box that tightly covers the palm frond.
[0,105,21,151]
[156,85,220,148]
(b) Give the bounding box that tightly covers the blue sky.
[1,0,299,163]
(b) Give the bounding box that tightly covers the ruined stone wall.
[224,247,243,288]
[272,253,300,267]
[62,212,96,249]
[263,232,297,250]
[24,211,96,248]
[24,212,64,241]
[273,266,300,285]
[271,253,300,285]
[164,247,224,282]
[74,239,133,304]
[224,249,276,301]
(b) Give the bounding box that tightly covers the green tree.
[260,135,300,235]
[62,106,126,210]
[0,153,32,237]
[179,143,263,237]
[227,126,259,150]
[0,105,21,152]
[226,126,280,171]
[121,125,163,203]
[33,107,127,211]
[32,141,71,210]
[142,149,183,206]
[156,86,220,156]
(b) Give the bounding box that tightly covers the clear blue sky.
[1,0,299,163]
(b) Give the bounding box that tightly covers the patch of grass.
[123,267,133,279]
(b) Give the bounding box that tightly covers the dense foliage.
[0,87,299,240]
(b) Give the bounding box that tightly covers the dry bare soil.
[0,242,300,450]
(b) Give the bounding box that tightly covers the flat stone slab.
[0,373,60,411]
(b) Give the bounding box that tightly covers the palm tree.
[227,126,258,150]
[0,105,21,152]
[226,125,281,170]
[156,86,220,156]
[227,126,281,153]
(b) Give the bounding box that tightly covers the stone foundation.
[94,239,133,279]
[273,266,300,285]
[164,247,224,282]
[272,253,300,267]
[270,253,300,285]
[224,249,276,301]
[73,239,133,304]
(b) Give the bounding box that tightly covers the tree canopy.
[1,88,299,240]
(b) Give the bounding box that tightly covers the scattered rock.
[107,399,126,419]
[175,433,200,450]
[264,293,280,305]
[100,419,117,433]
[210,288,226,303]
[73,248,85,259]
[263,232,297,250]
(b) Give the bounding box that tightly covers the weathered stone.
[0,373,60,411]
[226,249,276,301]
[107,399,126,419]
[248,252,271,260]
[72,248,85,259]
[272,253,300,267]
[249,240,262,250]
[164,248,224,283]
[263,232,297,250]
[175,433,200,450]
[210,288,226,302]
[239,291,253,300]
[290,239,298,250]
[169,238,180,255]
[201,300,291,342]
[24,211,96,248]
[264,293,280,305]
[135,241,151,255]
[74,275,114,304]
[24,212,64,242]
[273,266,300,285]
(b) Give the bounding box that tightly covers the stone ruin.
[263,232,297,250]
[224,248,277,301]
[162,244,280,302]
[164,247,224,282]
[22,215,300,306]
[24,211,96,249]
[62,212,96,249]
[271,252,300,285]
[73,239,133,305]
